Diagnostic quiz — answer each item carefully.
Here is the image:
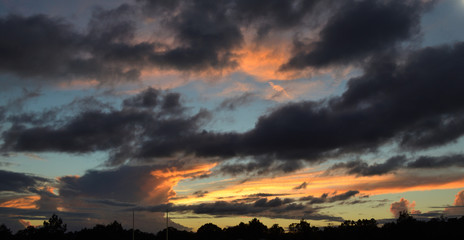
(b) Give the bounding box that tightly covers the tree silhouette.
[15,226,38,240]
[197,223,222,240]
[3,213,464,240]
[0,224,13,240]
[268,224,284,240]
[156,227,193,240]
[43,214,67,234]
[288,219,316,234]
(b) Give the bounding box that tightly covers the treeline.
[1,212,463,240]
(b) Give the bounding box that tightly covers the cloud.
[238,41,464,164]
[138,0,329,39]
[217,92,257,111]
[1,0,434,85]
[294,182,308,190]
[1,87,212,166]
[0,8,143,83]
[0,2,243,84]
[0,169,49,193]
[326,156,406,176]
[193,191,209,198]
[136,197,344,222]
[4,41,464,174]
[444,190,464,216]
[326,154,464,177]
[390,198,421,218]
[407,154,464,168]
[300,190,359,204]
[280,0,427,70]
[0,163,206,232]
[58,165,174,204]
[2,8,464,178]
[268,82,291,100]
[454,190,464,206]
[230,0,327,36]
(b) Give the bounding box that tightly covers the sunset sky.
[1,0,464,233]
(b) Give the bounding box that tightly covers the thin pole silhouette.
[166,209,169,240]
[132,210,135,240]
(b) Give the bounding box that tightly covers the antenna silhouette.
[166,208,169,240]
[132,210,135,240]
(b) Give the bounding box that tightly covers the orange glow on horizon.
[171,167,464,206]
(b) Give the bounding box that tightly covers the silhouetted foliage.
[155,227,193,240]
[0,224,13,240]
[268,224,284,239]
[196,223,223,240]
[2,213,464,240]
[41,214,67,240]
[15,226,38,240]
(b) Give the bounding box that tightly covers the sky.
[1,0,464,233]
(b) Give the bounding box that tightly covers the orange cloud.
[268,81,291,100]
[347,172,464,196]
[454,190,464,206]
[0,195,40,209]
[172,166,464,207]
[19,219,32,228]
[445,190,464,216]
[237,45,292,81]
[390,198,421,217]
[151,163,217,203]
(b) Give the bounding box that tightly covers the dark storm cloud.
[407,154,464,168]
[254,197,284,208]
[1,88,210,165]
[230,0,329,39]
[137,197,344,221]
[0,4,152,82]
[2,110,152,153]
[221,160,304,176]
[2,0,432,83]
[59,165,169,203]
[329,190,360,202]
[150,1,244,71]
[3,40,464,174]
[0,207,94,219]
[231,193,291,204]
[235,41,464,163]
[137,0,330,38]
[135,0,181,15]
[0,10,145,82]
[122,88,160,109]
[326,154,464,177]
[0,2,243,83]
[327,156,406,177]
[0,169,49,192]
[300,190,359,204]
[0,14,83,79]
[85,199,136,207]
[280,0,427,70]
